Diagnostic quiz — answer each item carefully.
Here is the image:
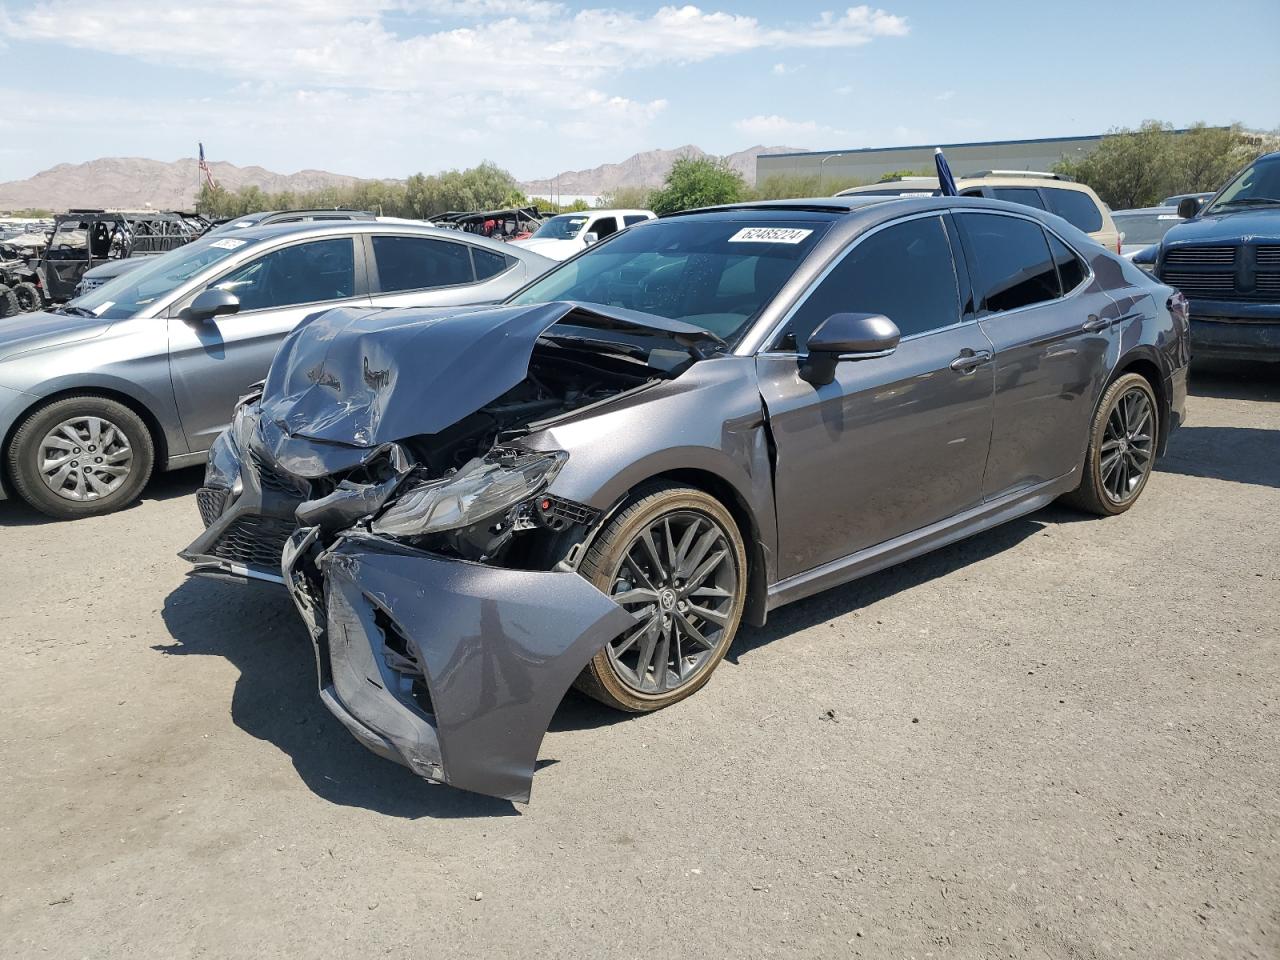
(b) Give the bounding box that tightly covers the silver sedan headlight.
[371,450,567,539]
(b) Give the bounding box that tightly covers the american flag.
[198,142,217,190]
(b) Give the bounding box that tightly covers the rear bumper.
[1189,317,1280,362]
[284,531,634,803]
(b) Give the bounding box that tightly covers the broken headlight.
[371,450,567,539]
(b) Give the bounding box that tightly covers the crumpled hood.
[1163,209,1280,246]
[0,310,112,364]
[258,299,720,457]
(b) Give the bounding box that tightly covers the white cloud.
[733,114,848,142]
[0,2,908,176]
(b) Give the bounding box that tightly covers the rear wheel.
[6,395,155,519]
[575,483,747,712]
[1063,373,1158,516]
[0,284,18,318]
[11,281,41,313]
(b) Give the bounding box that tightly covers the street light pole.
[819,152,848,194]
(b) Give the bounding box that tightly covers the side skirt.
[766,474,1078,611]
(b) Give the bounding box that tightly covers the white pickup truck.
[511,208,655,261]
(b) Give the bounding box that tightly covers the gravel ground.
[1,362,1276,959]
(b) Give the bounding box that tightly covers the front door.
[757,214,996,579]
[167,236,368,452]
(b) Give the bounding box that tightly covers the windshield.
[1204,156,1280,213]
[508,217,830,342]
[1114,212,1184,244]
[530,215,589,240]
[68,235,255,320]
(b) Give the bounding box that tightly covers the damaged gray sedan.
[182,196,1190,802]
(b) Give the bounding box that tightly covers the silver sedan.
[0,221,553,517]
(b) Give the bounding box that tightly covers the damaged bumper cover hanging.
[284,531,635,803]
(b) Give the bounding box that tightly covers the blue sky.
[0,0,1276,183]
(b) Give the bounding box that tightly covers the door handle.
[1082,315,1112,332]
[950,349,992,373]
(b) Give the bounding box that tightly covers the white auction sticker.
[210,238,248,250]
[1157,214,1180,220]
[728,227,813,244]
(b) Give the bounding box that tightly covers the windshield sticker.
[91,301,115,316]
[1157,214,1181,220]
[210,238,248,250]
[233,221,254,228]
[728,227,813,244]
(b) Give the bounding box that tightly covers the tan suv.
[837,171,1121,253]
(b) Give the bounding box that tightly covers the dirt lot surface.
[1,363,1276,959]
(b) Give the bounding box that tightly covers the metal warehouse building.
[755,131,1202,187]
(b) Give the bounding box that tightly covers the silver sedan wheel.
[38,416,133,502]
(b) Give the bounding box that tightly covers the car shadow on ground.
[0,465,204,528]
[1189,359,1278,402]
[159,577,523,819]
[1158,426,1280,489]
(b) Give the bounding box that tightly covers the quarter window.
[371,235,475,292]
[211,237,355,311]
[781,215,961,348]
[956,213,1060,313]
[1047,233,1088,293]
[1044,188,1104,233]
[473,246,512,281]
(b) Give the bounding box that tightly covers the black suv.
[1142,152,1280,362]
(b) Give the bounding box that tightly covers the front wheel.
[575,483,748,712]
[0,284,18,319]
[11,281,42,313]
[1063,373,1159,516]
[6,395,155,519]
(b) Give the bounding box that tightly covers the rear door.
[953,210,1120,498]
[365,233,521,307]
[757,213,996,577]
[167,235,370,451]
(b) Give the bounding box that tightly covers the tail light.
[1168,290,1189,326]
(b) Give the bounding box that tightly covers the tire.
[6,395,155,519]
[11,281,41,313]
[574,482,748,712]
[1062,372,1159,517]
[0,284,18,319]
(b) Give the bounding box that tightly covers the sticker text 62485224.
[728,227,813,244]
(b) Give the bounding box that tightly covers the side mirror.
[1176,196,1202,219]
[800,312,900,386]
[583,232,599,246]
[1131,244,1158,266]
[184,287,240,323]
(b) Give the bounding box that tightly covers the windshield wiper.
[1212,197,1280,209]
[59,305,99,318]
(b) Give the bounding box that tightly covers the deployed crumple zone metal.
[284,532,635,802]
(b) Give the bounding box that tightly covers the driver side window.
[777,215,962,351]
[211,237,355,312]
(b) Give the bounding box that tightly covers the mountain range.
[0,144,800,212]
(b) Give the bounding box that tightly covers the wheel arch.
[1,386,170,496]
[1113,349,1171,455]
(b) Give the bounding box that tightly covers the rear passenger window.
[782,215,961,347]
[472,246,511,280]
[372,235,474,292]
[992,187,1047,210]
[957,213,1060,313]
[1044,188,1103,233]
[1047,233,1088,292]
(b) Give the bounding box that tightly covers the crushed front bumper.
[283,530,635,803]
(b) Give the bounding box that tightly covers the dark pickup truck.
[1137,151,1280,362]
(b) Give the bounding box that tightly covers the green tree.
[648,155,745,215]
[598,185,652,210]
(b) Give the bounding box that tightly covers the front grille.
[196,486,229,527]
[250,449,305,495]
[1165,245,1236,265]
[1163,270,1238,298]
[1257,246,1280,266]
[210,516,295,568]
[540,495,599,527]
